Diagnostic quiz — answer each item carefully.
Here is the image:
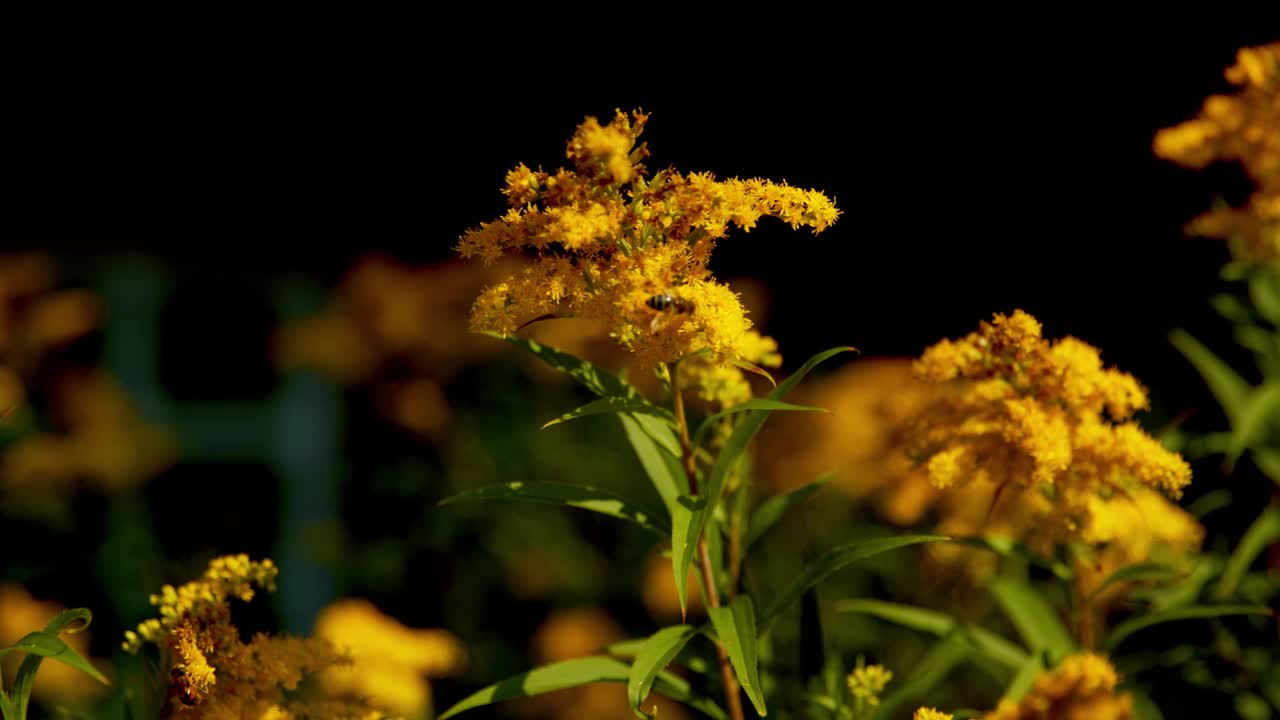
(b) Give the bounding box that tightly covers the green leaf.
[673,346,855,617]
[1169,329,1250,421]
[692,399,828,450]
[1127,687,1166,720]
[1249,266,1280,326]
[493,333,641,400]
[0,631,109,684]
[670,495,706,618]
[874,631,969,720]
[620,413,686,514]
[440,482,668,536]
[607,639,712,676]
[759,534,946,626]
[1226,382,1280,463]
[745,475,831,551]
[835,599,1028,670]
[440,655,725,720]
[1214,506,1280,601]
[1085,562,1185,604]
[1003,657,1043,701]
[707,596,766,716]
[627,625,701,719]
[542,396,675,430]
[1103,605,1272,651]
[987,577,1074,663]
[1255,449,1280,486]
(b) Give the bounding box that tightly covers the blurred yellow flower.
[459,109,837,368]
[0,584,106,705]
[123,555,358,718]
[979,653,1132,720]
[313,598,466,716]
[1155,42,1279,265]
[847,663,893,706]
[905,310,1191,555]
[915,709,953,720]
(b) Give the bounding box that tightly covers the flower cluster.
[903,310,1192,556]
[124,554,369,718]
[979,653,1132,720]
[847,663,893,707]
[914,709,953,720]
[314,598,466,716]
[458,110,839,369]
[1154,42,1279,265]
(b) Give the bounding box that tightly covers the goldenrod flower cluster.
[905,311,1192,555]
[1155,43,1279,265]
[314,598,466,716]
[847,663,893,706]
[458,109,839,369]
[123,554,368,718]
[914,709,954,720]
[979,653,1132,720]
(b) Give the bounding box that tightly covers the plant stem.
[668,363,747,720]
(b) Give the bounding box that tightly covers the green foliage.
[627,625,701,719]
[440,481,669,536]
[0,609,108,720]
[708,596,766,717]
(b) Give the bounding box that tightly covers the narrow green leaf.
[621,413,686,513]
[542,396,674,430]
[745,475,830,551]
[693,399,828,450]
[1226,382,1280,463]
[1103,605,1272,651]
[1169,329,1250,421]
[835,599,1028,670]
[1255,449,1280,487]
[1215,506,1280,601]
[707,596,766,716]
[493,333,640,400]
[440,655,725,720]
[440,482,668,536]
[2,631,108,684]
[1185,489,1233,519]
[1249,266,1280,326]
[759,534,946,626]
[670,495,706,618]
[874,631,969,720]
[627,625,701,719]
[1003,656,1044,701]
[730,358,776,388]
[987,577,1074,663]
[1085,563,1184,604]
[674,346,855,619]
[1128,687,1166,720]
[606,639,712,676]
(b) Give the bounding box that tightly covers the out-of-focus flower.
[905,310,1191,556]
[757,358,942,525]
[1155,43,1279,265]
[515,608,689,720]
[0,584,107,705]
[915,709,953,720]
[314,598,466,716]
[274,255,527,439]
[847,663,893,707]
[124,554,365,718]
[458,109,836,369]
[979,653,1132,720]
[2,370,174,497]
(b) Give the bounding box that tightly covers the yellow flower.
[906,311,1192,555]
[1154,42,1279,265]
[314,598,466,716]
[458,109,838,367]
[915,709,954,720]
[847,663,893,706]
[979,653,1132,720]
[123,555,360,717]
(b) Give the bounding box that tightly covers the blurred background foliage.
[2,23,1278,719]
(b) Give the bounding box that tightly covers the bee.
[169,666,201,707]
[646,293,695,314]
[646,292,695,331]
